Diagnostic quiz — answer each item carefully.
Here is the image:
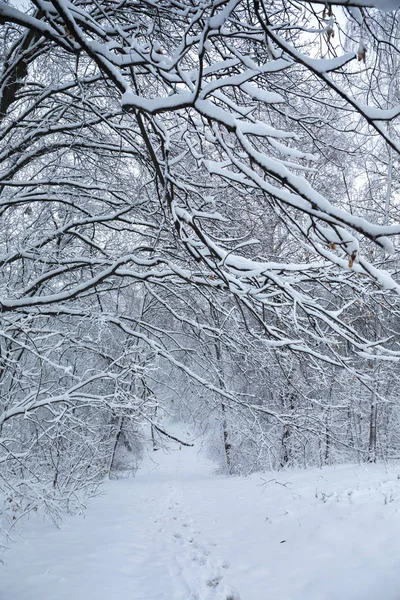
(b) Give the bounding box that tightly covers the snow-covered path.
[3,428,400,600]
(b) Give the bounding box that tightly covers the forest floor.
[3,427,400,600]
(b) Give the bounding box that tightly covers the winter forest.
[2,0,400,597]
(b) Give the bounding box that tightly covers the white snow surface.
[3,425,400,600]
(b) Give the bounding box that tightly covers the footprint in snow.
[206,572,223,588]
[192,553,207,566]
[225,592,241,600]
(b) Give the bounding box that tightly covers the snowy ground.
[3,427,400,600]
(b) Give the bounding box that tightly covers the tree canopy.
[1,0,400,532]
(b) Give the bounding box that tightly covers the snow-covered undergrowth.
[2,425,400,600]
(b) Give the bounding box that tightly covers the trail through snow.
[3,425,400,599]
